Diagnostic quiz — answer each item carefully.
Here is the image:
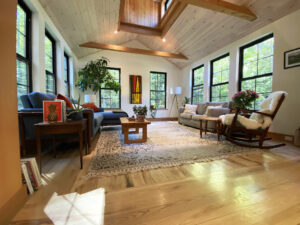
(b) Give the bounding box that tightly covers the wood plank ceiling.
[39,0,300,68]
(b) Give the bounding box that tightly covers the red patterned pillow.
[56,94,74,109]
[81,102,100,112]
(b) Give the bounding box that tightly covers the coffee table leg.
[200,120,203,138]
[142,125,147,142]
[124,126,129,144]
[35,127,42,173]
[79,131,83,169]
[205,121,208,135]
[217,121,220,141]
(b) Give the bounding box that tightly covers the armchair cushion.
[220,114,264,130]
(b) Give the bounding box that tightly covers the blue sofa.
[19,92,128,155]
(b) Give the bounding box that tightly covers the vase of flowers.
[133,105,148,122]
[232,90,259,109]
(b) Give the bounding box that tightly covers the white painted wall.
[181,9,300,135]
[77,40,182,118]
[24,0,78,98]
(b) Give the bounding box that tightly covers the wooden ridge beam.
[79,42,188,60]
[120,22,162,37]
[177,0,257,21]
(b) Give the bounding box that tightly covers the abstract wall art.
[129,75,142,104]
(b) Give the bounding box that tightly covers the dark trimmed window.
[45,31,56,94]
[191,65,204,104]
[210,53,230,102]
[165,0,173,11]
[64,53,70,97]
[150,71,167,109]
[100,68,121,109]
[239,34,274,109]
[16,1,32,109]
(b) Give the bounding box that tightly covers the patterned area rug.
[87,122,262,177]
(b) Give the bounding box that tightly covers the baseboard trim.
[267,132,294,144]
[0,184,28,225]
[147,117,178,121]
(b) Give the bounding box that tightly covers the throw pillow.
[205,105,222,115]
[81,102,100,112]
[56,94,74,109]
[183,104,197,114]
[196,102,208,115]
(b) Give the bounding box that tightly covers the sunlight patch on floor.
[44,188,105,225]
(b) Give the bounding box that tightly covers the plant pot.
[68,111,83,121]
[136,114,145,122]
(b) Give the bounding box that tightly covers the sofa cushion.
[102,111,128,120]
[20,95,33,108]
[196,102,208,115]
[28,92,56,108]
[183,104,197,114]
[93,112,104,128]
[207,102,229,108]
[180,113,193,119]
[192,114,206,121]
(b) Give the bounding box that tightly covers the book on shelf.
[20,157,42,194]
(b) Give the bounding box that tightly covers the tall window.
[16,1,32,109]
[100,68,121,109]
[210,53,230,102]
[191,65,204,104]
[45,31,56,94]
[150,71,167,109]
[239,34,274,109]
[64,53,70,97]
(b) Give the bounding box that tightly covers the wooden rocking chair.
[221,91,287,149]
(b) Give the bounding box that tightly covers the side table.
[199,116,222,141]
[35,119,88,173]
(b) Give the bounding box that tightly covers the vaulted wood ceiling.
[39,0,300,68]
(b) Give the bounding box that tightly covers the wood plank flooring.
[11,130,300,225]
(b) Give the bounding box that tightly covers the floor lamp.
[169,86,182,117]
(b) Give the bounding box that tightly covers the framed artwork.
[130,75,142,104]
[284,47,300,69]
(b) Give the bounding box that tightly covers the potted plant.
[67,96,84,121]
[150,105,157,118]
[183,96,190,106]
[75,57,120,93]
[133,105,148,122]
[232,89,259,109]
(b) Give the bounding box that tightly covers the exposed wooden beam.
[160,0,188,37]
[117,0,125,31]
[79,42,188,60]
[177,0,257,21]
[120,22,162,37]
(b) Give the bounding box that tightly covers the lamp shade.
[84,94,97,103]
[175,86,182,95]
[170,87,174,95]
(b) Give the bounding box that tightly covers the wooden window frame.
[64,53,70,97]
[191,65,204,104]
[210,53,230,102]
[17,0,32,96]
[150,71,167,109]
[45,30,57,94]
[99,67,121,109]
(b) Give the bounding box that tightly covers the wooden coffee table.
[120,117,151,144]
[199,116,222,141]
[35,119,88,172]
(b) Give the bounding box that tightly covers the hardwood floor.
[11,130,300,225]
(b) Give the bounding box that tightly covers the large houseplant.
[75,57,120,93]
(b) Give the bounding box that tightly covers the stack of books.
[20,158,42,194]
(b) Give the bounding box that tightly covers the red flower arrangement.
[232,90,259,109]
